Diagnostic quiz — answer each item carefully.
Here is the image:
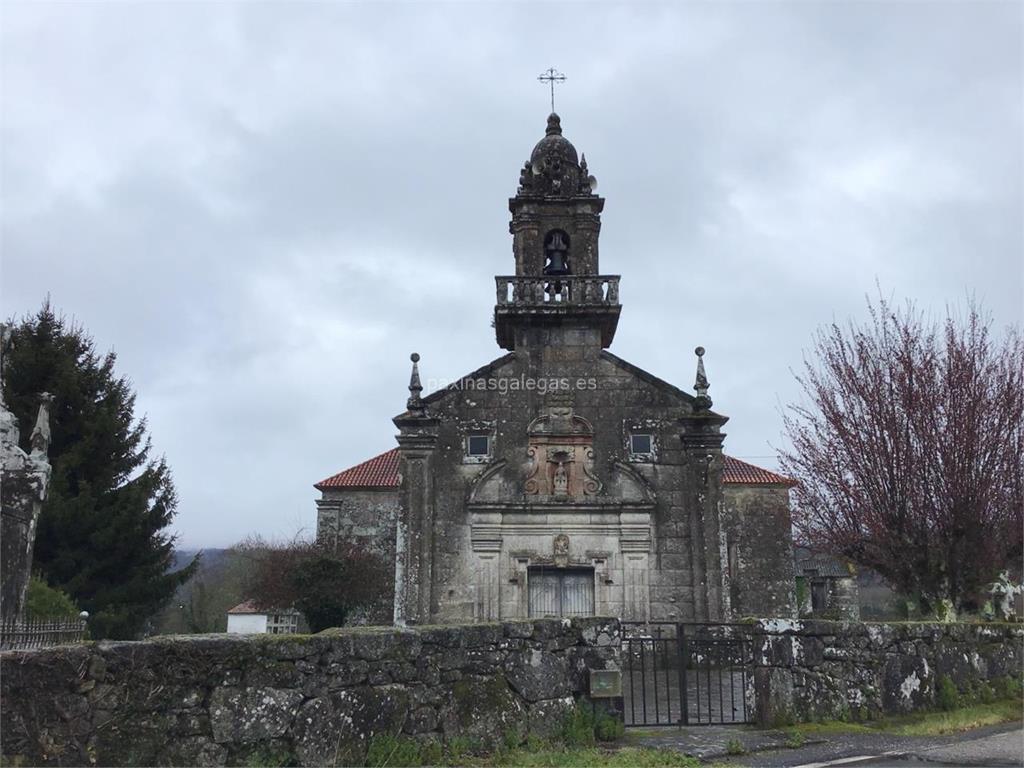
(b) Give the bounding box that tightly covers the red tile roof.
[227,600,297,615]
[722,455,796,486]
[316,448,793,490]
[227,600,260,615]
[315,448,400,490]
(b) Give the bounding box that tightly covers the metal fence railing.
[621,621,755,727]
[0,615,88,651]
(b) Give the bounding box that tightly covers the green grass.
[361,739,700,767]
[792,698,1023,738]
[466,746,701,767]
[724,738,746,756]
[362,702,698,768]
[782,729,806,748]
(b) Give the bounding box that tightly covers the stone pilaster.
[392,353,439,626]
[679,410,729,621]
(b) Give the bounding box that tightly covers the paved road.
[631,722,1023,766]
[858,727,1024,767]
[718,723,1023,767]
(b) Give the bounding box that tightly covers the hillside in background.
[170,548,229,574]
[152,548,245,635]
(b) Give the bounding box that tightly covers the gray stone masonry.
[0,617,621,767]
[315,488,398,623]
[751,619,1024,726]
[723,486,796,618]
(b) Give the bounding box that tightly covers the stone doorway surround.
[465,410,658,623]
[468,502,653,622]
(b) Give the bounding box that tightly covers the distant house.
[226,601,300,635]
[794,548,860,620]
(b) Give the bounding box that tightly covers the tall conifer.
[3,301,196,638]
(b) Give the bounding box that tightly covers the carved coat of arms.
[524,402,602,499]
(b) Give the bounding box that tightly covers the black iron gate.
[621,622,753,726]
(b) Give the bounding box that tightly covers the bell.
[544,250,570,276]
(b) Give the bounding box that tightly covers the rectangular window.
[467,434,491,457]
[630,433,653,456]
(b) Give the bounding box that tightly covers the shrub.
[594,710,625,742]
[974,681,996,704]
[936,676,960,711]
[993,676,1023,700]
[24,576,80,620]
[725,738,747,755]
[502,728,522,750]
[444,736,473,763]
[418,739,442,767]
[784,730,806,749]
[523,734,546,752]
[240,744,293,767]
[366,734,421,767]
[561,703,597,747]
[559,702,626,745]
[1007,676,1022,699]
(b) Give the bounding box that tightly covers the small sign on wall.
[589,669,622,698]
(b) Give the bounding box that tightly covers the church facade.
[316,114,796,625]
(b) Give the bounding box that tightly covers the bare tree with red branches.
[781,297,1023,617]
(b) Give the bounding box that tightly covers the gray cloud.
[2,2,1020,547]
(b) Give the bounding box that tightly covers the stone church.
[316,113,796,626]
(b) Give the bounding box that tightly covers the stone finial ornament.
[693,346,712,410]
[406,353,425,415]
[578,153,596,195]
[545,113,559,135]
[30,392,54,457]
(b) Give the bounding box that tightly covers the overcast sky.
[2,2,1021,548]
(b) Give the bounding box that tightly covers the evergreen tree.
[3,301,196,638]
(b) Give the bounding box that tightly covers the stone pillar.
[833,577,861,620]
[392,354,439,626]
[678,346,730,621]
[679,411,729,621]
[0,389,53,622]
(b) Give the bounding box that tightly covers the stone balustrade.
[495,276,620,307]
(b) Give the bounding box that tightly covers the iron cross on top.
[538,67,566,112]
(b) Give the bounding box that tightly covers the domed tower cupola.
[518,113,593,198]
[509,113,604,278]
[495,113,620,351]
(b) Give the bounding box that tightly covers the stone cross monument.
[0,324,54,622]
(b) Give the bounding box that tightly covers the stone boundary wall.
[751,619,1024,725]
[0,617,621,767]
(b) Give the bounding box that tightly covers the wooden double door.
[527,566,595,618]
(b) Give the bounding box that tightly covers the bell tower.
[494,113,621,350]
